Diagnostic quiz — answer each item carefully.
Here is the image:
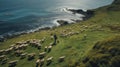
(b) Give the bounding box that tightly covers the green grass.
[0,0,120,67]
[80,35,120,67]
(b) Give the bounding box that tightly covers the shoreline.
[0,9,93,42]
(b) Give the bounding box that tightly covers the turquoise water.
[0,0,113,37]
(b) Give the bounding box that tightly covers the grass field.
[0,0,120,67]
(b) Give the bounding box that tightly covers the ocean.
[0,0,113,38]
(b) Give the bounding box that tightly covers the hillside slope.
[0,0,120,67]
[80,35,120,67]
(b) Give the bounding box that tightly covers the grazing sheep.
[40,59,45,66]
[14,50,23,57]
[50,42,54,46]
[58,56,65,62]
[36,59,45,67]
[10,44,15,48]
[0,55,7,61]
[74,32,79,35]
[60,34,67,37]
[83,34,87,40]
[18,44,28,50]
[25,40,30,44]
[48,45,52,52]
[16,42,23,45]
[44,46,48,52]
[27,53,36,60]
[37,44,42,50]
[20,53,27,59]
[36,59,40,67]
[9,47,15,51]
[39,52,46,59]
[14,46,19,50]
[80,29,85,33]
[0,50,5,55]
[14,44,27,50]
[8,60,18,67]
[30,41,41,49]
[1,58,9,65]
[40,38,45,43]
[4,47,14,54]
[46,57,53,65]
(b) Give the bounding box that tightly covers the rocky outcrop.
[57,20,69,26]
[66,8,94,20]
[66,8,94,15]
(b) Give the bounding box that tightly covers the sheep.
[25,40,30,44]
[58,56,65,62]
[60,34,67,37]
[1,57,9,65]
[36,59,40,67]
[21,41,28,44]
[82,34,87,40]
[50,42,54,46]
[36,59,45,67]
[27,53,36,60]
[0,55,7,61]
[80,29,85,33]
[29,42,37,47]
[30,42,41,48]
[4,49,10,54]
[46,57,53,65]
[50,35,54,40]
[23,44,29,49]
[9,47,15,51]
[10,44,15,48]
[48,45,52,52]
[4,47,13,54]
[83,25,88,29]
[74,32,80,35]
[37,44,42,50]
[18,44,28,50]
[15,42,23,45]
[40,37,46,43]
[39,52,46,59]
[40,59,45,66]
[8,60,18,67]
[14,50,23,57]
[14,46,19,50]
[20,53,27,59]
[0,50,5,55]
[44,46,48,52]
[14,44,27,50]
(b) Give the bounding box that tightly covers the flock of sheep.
[0,24,103,67]
[0,34,65,67]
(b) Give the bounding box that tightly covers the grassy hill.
[0,0,120,67]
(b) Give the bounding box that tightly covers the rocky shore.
[56,8,94,26]
[0,8,94,42]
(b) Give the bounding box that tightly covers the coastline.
[0,9,94,42]
[0,0,120,67]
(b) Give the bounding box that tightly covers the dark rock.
[66,8,94,21]
[67,9,85,14]
[57,20,69,26]
[0,37,5,42]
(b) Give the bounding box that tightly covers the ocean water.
[0,0,113,37]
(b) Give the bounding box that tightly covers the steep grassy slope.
[80,35,120,67]
[0,0,120,67]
